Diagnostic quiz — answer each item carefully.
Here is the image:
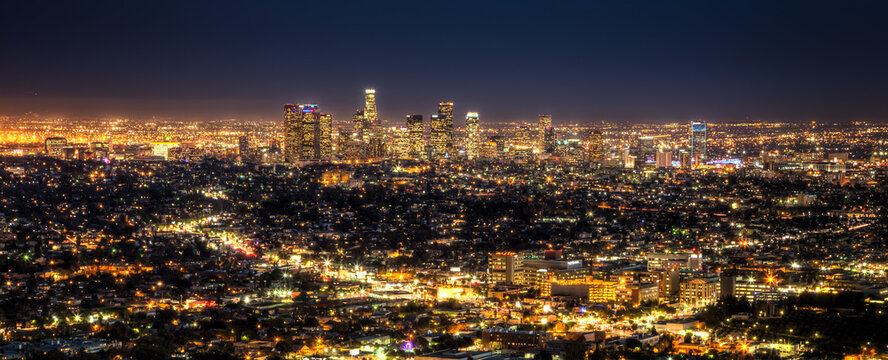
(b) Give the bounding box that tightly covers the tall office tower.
[543,127,556,153]
[438,102,454,156]
[690,119,707,166]
[406,114,424,158]
[284,104,302,162]
[430,114,443,158]
[538,114,552,149]
[679,150,692,169]
[430,102,454,158]
[465,112,480,160]
[238,135,251,162]
[352,110,366,142]
[392,126,410,159]
[656,151,673,168]
[364,89,378,140]
[299,105,320,159]
[319,113,332,158]
[636,136,656,167]
[238,136,249,154]
[585,130,603,163]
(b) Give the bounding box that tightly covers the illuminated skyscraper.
[543,127,555,153]
[430,114,442,158]
[406,114,424,158]
[656,151,673,167]
[392,126,410,159]
[282,104,331,160]
[238,135,251,162]
[364,89,378,140]
[352,110,365,142]
[585,130,603,163]
[319,112,332,158]
[465,112,480,160]
[636,136,656,168]
[284,104,301,162]
[538,114,551,149]
[690,120,707,166]
[430,102,454,158]
[300,105,320,159]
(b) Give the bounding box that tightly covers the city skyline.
[1,1,887,123]
[2,2,888,359]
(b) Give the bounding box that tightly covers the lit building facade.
[284,104,301,162]
[465,112,480,160]
[406,114,424,158]
[538,114,551,149]
[44,137,67,157]
[680,277,720,307]
[283,104,332,160]
[319,112,332,158]
[392,126,410,159]
[588,280,618,303]
[430,102,454,158]
[690,120,707,166]
[364,89,378,141]
[585,130,603,163]
[489,252,524,285]
[352,110,365,142]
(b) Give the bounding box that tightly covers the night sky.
[1,0,887,125]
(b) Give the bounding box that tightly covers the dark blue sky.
[1,0,886,124]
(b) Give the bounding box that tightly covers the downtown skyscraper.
[284,104,301,162]
[690,119,707,166]
[465,112,480,160]
[352,110,365,142]
[363,89,378,141]
[283,104,333,161]
[430,102,454,158]
[585,130,604,163]
[538,114,552,150]
[406,114,424,158]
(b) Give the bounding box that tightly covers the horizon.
[1,1,887,124]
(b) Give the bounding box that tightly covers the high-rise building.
[392,126,410,159]
[656,151,673,168]
[406,114,424,158]
[690,120,707,166]
[319,113,332,158]
[284,104,301,162]
[543,127,556,153]
[538,114,552,149]
[283,104,331,160]
[352,110,366,142]
[636,136,656,168]
[238,135,251,162]
[430,102,454,158]
[465,112,480,160]
[679,150,692,169]
[299,105,320,159]
[430,114,442,158]
[585,130,603,163]
[489,252,524,285]
[364,89,378,140]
